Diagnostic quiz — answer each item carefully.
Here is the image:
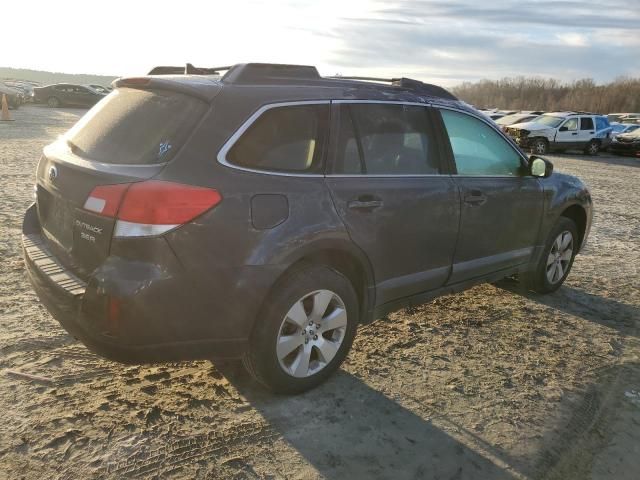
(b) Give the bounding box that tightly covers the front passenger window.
[440,110,523,176]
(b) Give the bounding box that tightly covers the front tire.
[585,140,599,156]
[531,138,548,155]
[525,217,578,293]
[47,96,60,108]
[243,265,359,394]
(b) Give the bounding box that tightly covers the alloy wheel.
[546,231,573,284]
[276,289,347,378]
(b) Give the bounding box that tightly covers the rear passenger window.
[580,117,594,130]
[227,104,328,173]
[440,109,523,176]
[333,104,439,174]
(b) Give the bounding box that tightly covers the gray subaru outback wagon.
[23,63,592,393]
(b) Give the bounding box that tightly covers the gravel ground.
[1,105,639,479]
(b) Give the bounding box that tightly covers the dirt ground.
[1,105,639,480]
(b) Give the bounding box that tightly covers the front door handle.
[464,190,487,206]
[348,196,383,211]
[571,132,578,135]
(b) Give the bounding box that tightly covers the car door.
[554,117,579,148]
[74,86,96,106]
[436,108,543,283]
[325,102,460,306]
[61,85,76,105]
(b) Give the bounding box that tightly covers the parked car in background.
[479,110,504,121]
[608,113,640,123]
[33,83,107,108]
[609,128,640,157]
[610,123,640,138]
[496,112,542,130]
[505,112,612,155]
[23,62,593,393]
[3,81,35,103]
[86,84,112,94]
[0,82,23,109]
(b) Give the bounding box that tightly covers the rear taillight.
[84,181,221,237]
[84,183,129,217]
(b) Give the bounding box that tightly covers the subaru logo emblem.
[48,166,58,182]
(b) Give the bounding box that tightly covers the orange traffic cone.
[1,94,14,121]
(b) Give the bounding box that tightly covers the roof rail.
[148,63,231,75]
[327,76,395,82]
[328,75,456,100]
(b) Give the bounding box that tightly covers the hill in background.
[0,67,118,87]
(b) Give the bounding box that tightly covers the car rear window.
[64,87,207,165]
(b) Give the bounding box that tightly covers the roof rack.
[221,63,321,84]
[147,63,231,76]
[570,111,599,116]
[145,63,456,100]
[147,63,321,84]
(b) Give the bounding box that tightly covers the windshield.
[535,115,565,128]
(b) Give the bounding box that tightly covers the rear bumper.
[22,204,276,363]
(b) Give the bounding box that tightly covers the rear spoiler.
[112,76,222,102]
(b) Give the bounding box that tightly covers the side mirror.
[559,126,568,132]
[529,156,553,178]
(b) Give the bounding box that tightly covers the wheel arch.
[265,240,375,324]
[560,204,587,251]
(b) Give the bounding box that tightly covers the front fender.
[538,172,593,250]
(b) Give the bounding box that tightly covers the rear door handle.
[571,132,578,135]
[464,190,487,206]
[348,196,383,211]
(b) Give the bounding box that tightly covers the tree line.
[451,77,640,114]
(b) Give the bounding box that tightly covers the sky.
[4,0,640,86]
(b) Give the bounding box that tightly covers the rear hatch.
[35,86,209,279]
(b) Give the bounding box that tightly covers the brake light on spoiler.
[83,181,222,237]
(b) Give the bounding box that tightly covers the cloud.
[556,33,590,47]
[319,0,640,85]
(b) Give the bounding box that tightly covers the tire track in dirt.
[105,421,279,478]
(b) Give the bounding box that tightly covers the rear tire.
[584,140,599,156]
[524,217,578,294]
[47,96,60,108]
[243,265,359,394]
[531,138,548,155]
